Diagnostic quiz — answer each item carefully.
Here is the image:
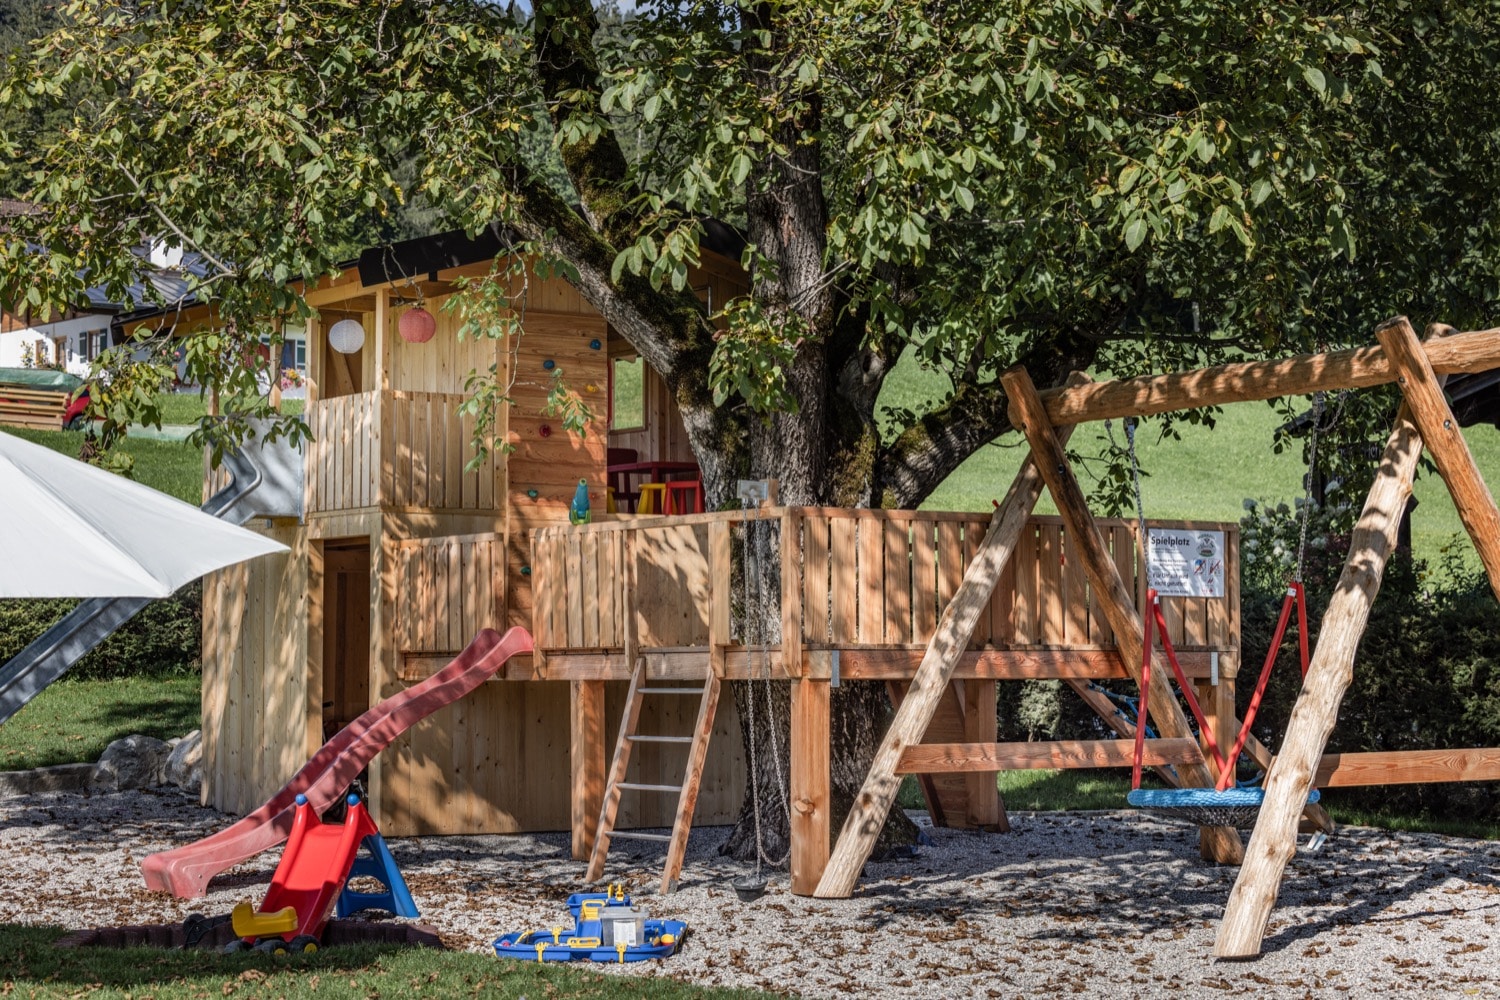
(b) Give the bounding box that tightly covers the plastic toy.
[569,479,591,525]
[227,793,416,953]
[493,886,686,963]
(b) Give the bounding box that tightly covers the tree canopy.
[2,1,1498,500]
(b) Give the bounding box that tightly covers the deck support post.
[1215,408,1425,957]
[1001,366,1244,865]
[813,375,1088,899]
[961,679,1005,830]
[790,677,831,894]
[570,679,605,861]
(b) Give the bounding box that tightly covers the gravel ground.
[1,786,1498,998]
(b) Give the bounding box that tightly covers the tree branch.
[531,1,636,242]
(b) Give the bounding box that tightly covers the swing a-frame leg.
[814,376,1089,899]
[1217,317,1500,958]
[1001,366,1244,865]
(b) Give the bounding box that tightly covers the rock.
[91,735,171,792]
[164,730,203,795]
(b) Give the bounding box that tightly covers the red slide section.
[142,626,532,898]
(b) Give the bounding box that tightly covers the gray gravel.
[1,787,1498,998]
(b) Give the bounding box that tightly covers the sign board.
[1145,528,1226,598]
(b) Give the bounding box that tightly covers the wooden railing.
[531,508,1238,660]
[394,533,505,653]
[304,390,499,514]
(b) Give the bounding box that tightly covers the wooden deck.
[509,506,1240,893]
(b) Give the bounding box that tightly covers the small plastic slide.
[142,626,533,898]
[231,793,378,946]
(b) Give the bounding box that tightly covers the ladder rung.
[627,735,694,744]
[608,831,672,843]
[617,782,684,793]
[639,686,705,695]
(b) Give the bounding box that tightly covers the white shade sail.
[0,430,288,598]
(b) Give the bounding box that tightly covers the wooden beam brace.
[1001,365,1244,865]
[1065,677,1183,788]
[569,680,604,861]
[1376,318,1500,604]
[812,376,1089,900]
[1316,747,1500,787]
[1036,324,1500,427]
[1216,396,1425,959]
[896,737,1203,773]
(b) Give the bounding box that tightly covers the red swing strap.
[1131,584,1310,793]
[1216,581,1308,790]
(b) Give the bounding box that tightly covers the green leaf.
[1303,66,1327,95]
[1123,215,1148,252]
[1209,204,1231,233]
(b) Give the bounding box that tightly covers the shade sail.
[0,430,288,598]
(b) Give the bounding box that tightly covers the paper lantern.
[328,318,365,354]
[399,306,436,344]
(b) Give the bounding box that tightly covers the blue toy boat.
[494,889,686,963]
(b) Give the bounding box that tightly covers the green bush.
[0,582,202,680]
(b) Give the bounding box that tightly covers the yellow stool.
[605,487,618,514]
[637,483,667,514]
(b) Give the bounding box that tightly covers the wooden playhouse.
[197,227,754,835]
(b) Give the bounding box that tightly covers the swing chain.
[1294,390,1336,584]
[1107,416,1151,578]
[741,498,789,871]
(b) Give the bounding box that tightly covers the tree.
[4,1,1500,857]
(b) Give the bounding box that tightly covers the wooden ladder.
[585,657,721,894]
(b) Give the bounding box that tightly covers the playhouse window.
[610,355,645,431]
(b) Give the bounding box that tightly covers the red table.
[607,460,700,513]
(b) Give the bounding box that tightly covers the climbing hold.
[520,566,532,576]
[588,339,602,350]
[542,359,556,371]
[539,424,552,437]
[526,489,539,499]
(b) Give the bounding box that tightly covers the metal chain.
[741,500,790,871]
[1294,391,1327,583]
[1128,422,1146,578]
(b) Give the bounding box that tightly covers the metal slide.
[0,425,303,727]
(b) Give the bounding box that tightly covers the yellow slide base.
[231,900,298,938]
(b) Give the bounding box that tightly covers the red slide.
[142,626,533,898]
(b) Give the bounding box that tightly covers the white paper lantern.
[327,317,366,354]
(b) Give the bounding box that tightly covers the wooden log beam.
[896,738,1204,773]
[1036,324,1500,427]
[1376,318,1500,604]
[1002,365,1244,865]
[1316,747,1500,787]
[1215,397,1425,959]
[812,375,1088,900]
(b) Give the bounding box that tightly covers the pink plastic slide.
[142,626,533,898]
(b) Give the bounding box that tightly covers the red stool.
[665,479,703,515]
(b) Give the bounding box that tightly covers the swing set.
[816,316,1500,960]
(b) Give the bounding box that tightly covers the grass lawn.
[155,391,305,425]
[3,426,204,504]
[0,926,776,1000]
[0,673,200,771]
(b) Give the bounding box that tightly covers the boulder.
[164,730,203,796]
[91,734,170,792]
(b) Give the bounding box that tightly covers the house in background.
[0,202,298,382]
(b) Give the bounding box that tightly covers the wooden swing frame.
[815,316,1500,960]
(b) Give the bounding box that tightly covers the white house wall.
[0,314,112,376]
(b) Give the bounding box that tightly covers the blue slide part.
[336,833,419,919]
[0,449,264,728]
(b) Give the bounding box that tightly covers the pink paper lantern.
[399,306,436,344]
